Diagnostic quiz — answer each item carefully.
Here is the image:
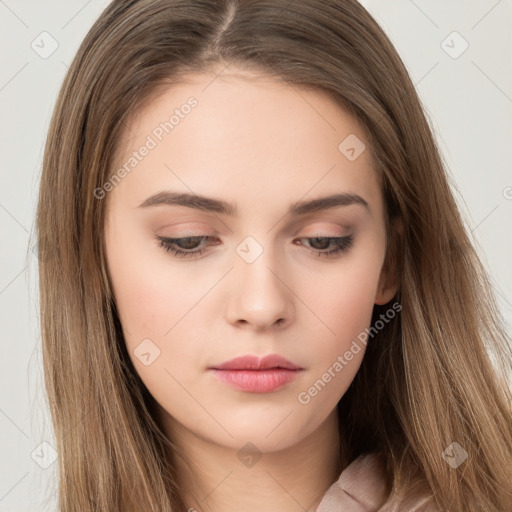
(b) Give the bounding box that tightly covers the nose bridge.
[236,231,288,281]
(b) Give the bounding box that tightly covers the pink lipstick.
[209,354,303,393]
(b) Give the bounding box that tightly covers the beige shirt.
[315,452,438,512]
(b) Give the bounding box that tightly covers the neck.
[160,409,347,512]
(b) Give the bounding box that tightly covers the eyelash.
[155,235,353,259]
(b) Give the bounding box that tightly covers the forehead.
[109,68,383,219]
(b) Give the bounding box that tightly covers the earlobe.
[375,217,402,305]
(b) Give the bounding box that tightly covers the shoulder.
[316,452,440,512]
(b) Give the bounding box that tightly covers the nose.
[224,247,295,331]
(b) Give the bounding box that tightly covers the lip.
[211,354,302,371]
[209,354,304,393]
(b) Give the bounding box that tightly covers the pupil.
[311,237,330,250]
[179,237,200,249]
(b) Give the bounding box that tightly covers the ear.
[374,217,402,305]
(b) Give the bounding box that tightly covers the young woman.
[36,1,512,511]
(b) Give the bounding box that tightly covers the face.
[104,66,396,454]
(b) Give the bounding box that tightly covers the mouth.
[209,354,304,393]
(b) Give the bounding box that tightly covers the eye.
[156,236,214,258]
[155,234,354,259]
[294,235,353,257]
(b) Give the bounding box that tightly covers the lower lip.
[210,369,302,393]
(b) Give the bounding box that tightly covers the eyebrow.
[137,191,370,216]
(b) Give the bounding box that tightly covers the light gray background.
[1,1,511,510]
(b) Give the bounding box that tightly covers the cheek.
[107,249,206,361]
[112,269,186,341]
[292,254,382,418]
[300,252,383,364]
[106,247,213,428]
[104,222,208,375]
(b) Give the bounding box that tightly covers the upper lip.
[210,354,303,371]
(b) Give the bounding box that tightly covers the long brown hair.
[36,0,512,510]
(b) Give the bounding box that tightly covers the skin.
[104,64,398,512]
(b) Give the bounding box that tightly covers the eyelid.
[303,229,350,237]
[297,223,352,238]
[157,221,351,237]
[158,231,350,240]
